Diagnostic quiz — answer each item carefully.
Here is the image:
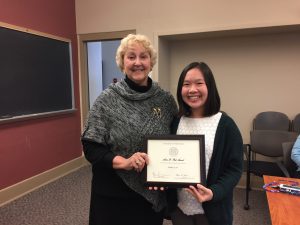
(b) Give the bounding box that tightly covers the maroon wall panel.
[0,0,82,189]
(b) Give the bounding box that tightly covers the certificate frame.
[142,135,206,188]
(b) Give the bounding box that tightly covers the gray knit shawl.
[82,79,178,211]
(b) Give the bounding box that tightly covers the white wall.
[76,0,300,142]
[75,0,300,38]
[167,31,300,143]
[87,42,102,108]
[102,40,123,89]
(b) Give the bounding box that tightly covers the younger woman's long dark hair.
[177,62,221,117]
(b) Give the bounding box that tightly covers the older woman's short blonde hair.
[116,34,157,73]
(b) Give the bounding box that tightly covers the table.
[263,175,300,225]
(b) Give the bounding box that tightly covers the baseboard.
[236,172,264,191]
[0,156,89,207]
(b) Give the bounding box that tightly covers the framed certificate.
[143,135,205,188]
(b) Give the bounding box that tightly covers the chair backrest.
[282,141,297,175]
[254,111,290,131]
[250,130,298,157]
[292,113,300,133]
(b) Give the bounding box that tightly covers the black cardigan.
[167,114,243,225]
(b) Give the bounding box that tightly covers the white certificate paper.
[144,135,205,187]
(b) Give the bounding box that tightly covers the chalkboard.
[0,24,74,121]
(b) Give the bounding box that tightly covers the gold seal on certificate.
[143,135,206,187]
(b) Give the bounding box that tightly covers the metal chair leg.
[244,144,251,210]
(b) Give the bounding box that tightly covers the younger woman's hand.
[148,186,165,191]
[185,184,213,203]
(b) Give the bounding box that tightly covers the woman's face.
[123,43,151,86]
[181,68,208,117]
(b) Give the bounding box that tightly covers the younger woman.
[168,62,243,225]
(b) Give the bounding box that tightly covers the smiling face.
[181,68,208,118]
[123,43,151,86]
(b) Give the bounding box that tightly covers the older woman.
[81,34,178,225]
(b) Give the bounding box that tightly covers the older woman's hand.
[130,152,149,172]
[112,152,149,172]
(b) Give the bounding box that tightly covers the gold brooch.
[152,107,161,118]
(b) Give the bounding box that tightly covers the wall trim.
[0,156,89,207]
[236,173,264,191]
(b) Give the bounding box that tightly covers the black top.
[124,75,152,93]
